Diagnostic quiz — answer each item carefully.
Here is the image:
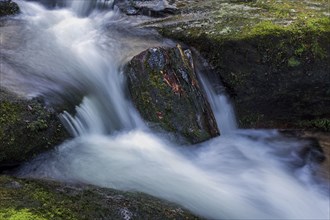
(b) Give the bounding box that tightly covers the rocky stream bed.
[1,0,329,219]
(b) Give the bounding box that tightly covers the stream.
[1,0,329,219]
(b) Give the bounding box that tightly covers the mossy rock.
[125,44,219,144]
[185,27,330,130]
[0,89,69,171]
[114,0,179,17]
[0,175,201,220]
[0,0,19,17]
[145,0,330,130]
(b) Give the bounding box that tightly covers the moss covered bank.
[0,175,200,220]
[147,0,330,130]
[0,89,69,171]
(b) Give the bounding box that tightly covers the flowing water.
[1,1,329,219]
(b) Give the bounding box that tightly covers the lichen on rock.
[125,44,219,144]
[0,175,201,220]
[148,0,330,130]
[0,0,19,17]
[0,89,69,171]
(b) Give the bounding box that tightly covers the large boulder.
[125,44,219,144]
[0,0,19,16]
[151,0,330,131]
[0,89,69,171]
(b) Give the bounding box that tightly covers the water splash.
[199,75,237,134]
[19,129,329,219]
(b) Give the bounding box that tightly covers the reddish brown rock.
[125,44,219,144]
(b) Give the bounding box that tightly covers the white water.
[1,1,329,219]
[199,75,237,134]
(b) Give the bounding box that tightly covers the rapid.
[1,1,329,219]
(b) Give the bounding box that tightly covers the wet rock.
[125,44,219,144]
[280,131,325,167]
[152,0,330,130]
[280,130,330,183]
[193,33,330,130]
[0,89,69,172]
[0,0,19,16]
[114,0,178,17]
[0,175,201,220]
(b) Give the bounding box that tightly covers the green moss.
[0,176,200,220]
[155,0,330,130]
[288,57,300,67]
[299,119,330,132]
[295,45,306,56]
[0,208,46,220]
[245,21,288,37]
[29,190,76,220]
[185,128,209,141]
[0,176,77,220]
[0,101,20,141]
[0,0,20,17]
[303,17,330,33]
[157,0,330,42]
[240,17,329,39]
[248,0,329,19]
[26,119,48,131]
[239,113,266,128]
[126,46,218,143]
[310,39,327,59]
[0,102,20,125]
[0,90,69,167]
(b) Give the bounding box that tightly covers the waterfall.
[25,0,114,16]
[199,75,237,134]
[1,1,329,219]
[67,0,114,17]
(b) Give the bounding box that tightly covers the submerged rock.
[0,0,19,16]
[114,0,178,17]
[125,44,219,144]
[0,89,69,171]
[0,175,201,219]
[279,130,330,187]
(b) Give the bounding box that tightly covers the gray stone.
[124,44,219,144]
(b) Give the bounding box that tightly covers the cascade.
[1,1,329,219]
[198,75,237,134]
